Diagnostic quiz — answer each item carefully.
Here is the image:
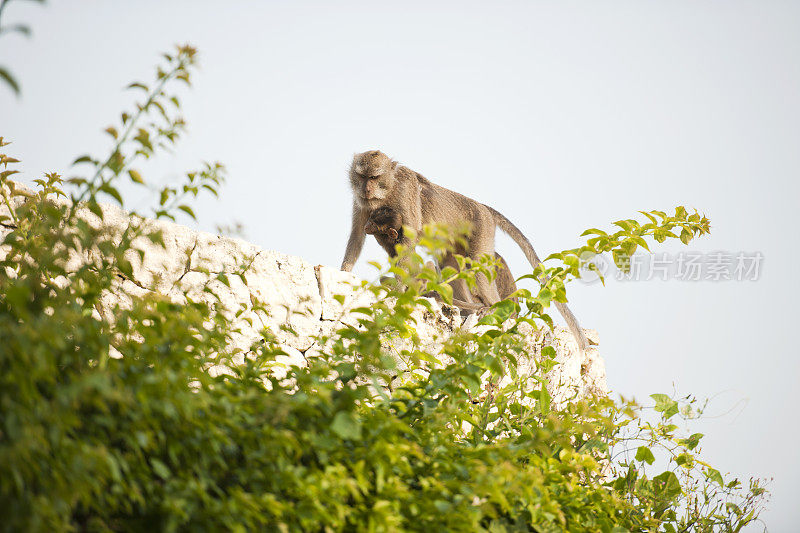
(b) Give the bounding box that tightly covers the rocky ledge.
[0,184,606,404]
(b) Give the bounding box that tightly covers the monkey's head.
[364,205,402,242]
[350,150,398,204]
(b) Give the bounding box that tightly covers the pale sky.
[4,1,799,528]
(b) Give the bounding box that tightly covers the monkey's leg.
[474,273,501,307]
[438,252,480,306]
[470,249,502,307]
[494,253,518,302]
[420,254,487,315]
[466,217,503,307]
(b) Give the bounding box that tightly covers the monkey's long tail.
[487,206,590,351]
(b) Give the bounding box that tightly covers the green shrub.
[0,45,767,532]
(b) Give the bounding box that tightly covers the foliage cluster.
[0,46,767,531]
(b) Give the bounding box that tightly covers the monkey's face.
[350,150,397,203]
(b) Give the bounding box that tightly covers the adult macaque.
[342,150,588,350]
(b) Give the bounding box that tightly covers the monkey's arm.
[341,204,368,272]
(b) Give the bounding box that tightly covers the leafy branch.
[0,0,45,96]
[68,44,223,222]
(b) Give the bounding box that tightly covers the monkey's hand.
[340,261,354,272]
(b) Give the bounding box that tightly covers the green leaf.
[100,183,123,205]
[0,24,32,37]
[127,81,149,92]
[707,467,724,486]
[147,229,165,246]
[0,66,20,96]
[4,284,29,308]
[87,200,103,219]
[128,169,145,184]
[118,257,134,278]
[650,393,671,410]
[663,402,679,419]
[653,470,681,500]
[108,151,124,174]
[635,446,655,465]
[539,382,551,415]
[639,210,658,224]
[152,100,168,119]
[330,412,362,440]
[684,432,703,450]
[613,220,633,232]
[491,298,516,321]
[177,205,196,220]
[580,228,608,237]
[150,459,171,480]
[72,155,95,165]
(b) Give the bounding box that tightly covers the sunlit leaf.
[128,169,144,184]
[177,205,195,219]
[0,66,20,96]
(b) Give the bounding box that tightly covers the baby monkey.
[364,206,518,307]
[364,206,404,258]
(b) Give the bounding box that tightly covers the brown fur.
[364,206,485,312]
[341,150,588,350]
[368,203,518,300]
[439,251,518,309]
[494,253,518,302]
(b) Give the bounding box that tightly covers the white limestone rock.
[0,181,607,400]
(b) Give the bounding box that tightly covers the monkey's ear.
[388,228,398,240]
[364,220,377,234]
[391,160,398,170]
